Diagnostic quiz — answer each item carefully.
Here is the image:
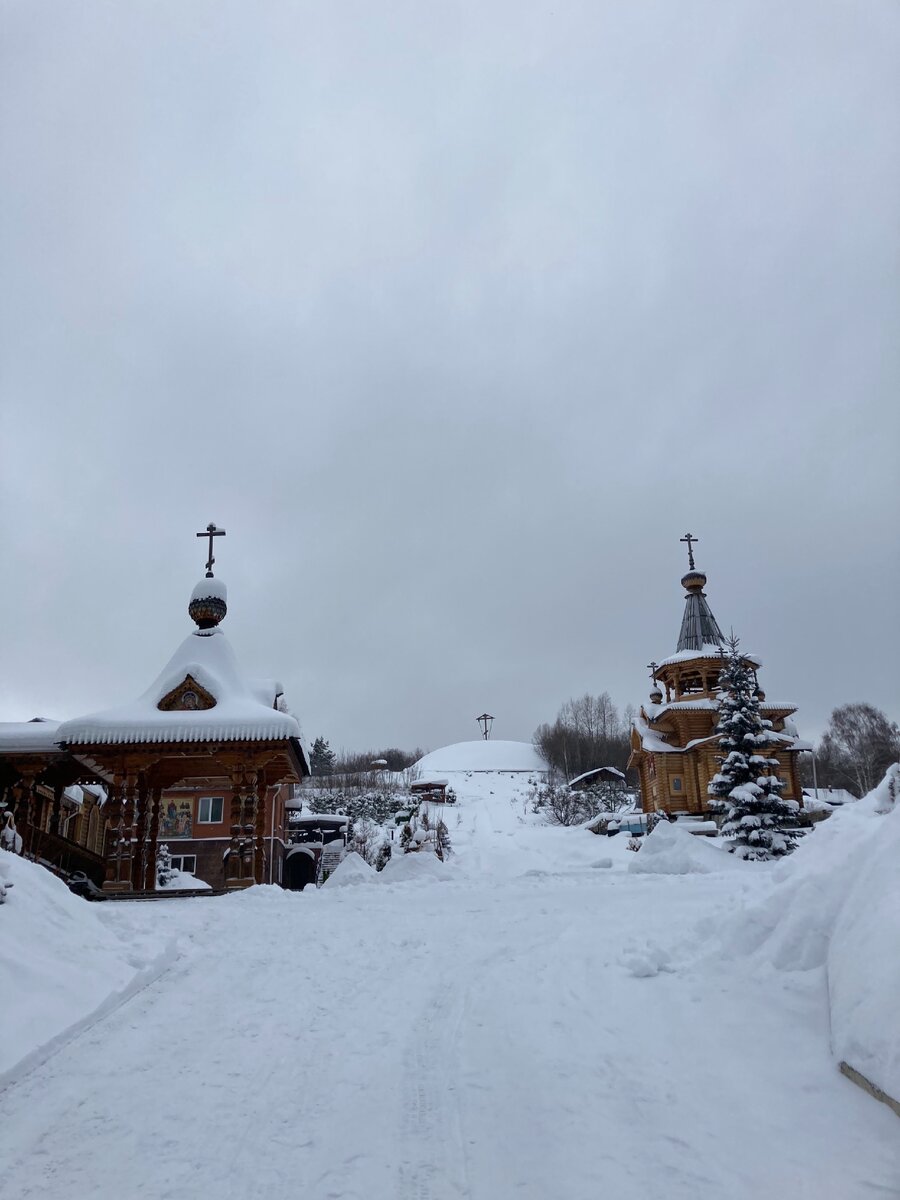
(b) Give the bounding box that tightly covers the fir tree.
[309,736,336,777]
[708,635,799,860]
[156,842,176,887]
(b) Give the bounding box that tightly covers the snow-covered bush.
[156,843,177,888]
[530,780,629,826]
[348,817,392,869]
[306,787,408,826]
[708,636,799,860]
[870,762,899,813]
[530,782,592,826]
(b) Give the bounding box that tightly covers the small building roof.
[568,766,625,787]
[57,627,301,747]
[802,787,857,806]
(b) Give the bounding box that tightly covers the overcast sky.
[1,1,898,756]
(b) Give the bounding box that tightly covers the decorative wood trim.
[157,674,217,712]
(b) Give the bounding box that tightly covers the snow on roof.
[190,577,227,603]
[656,646,762,669]
[646,698,798,719]
[568,766,625,786]
[635,714,806,756]
[57,628,301,746]
[410,778,450,789]
[0,718,62,753]
[646,699,719,715]
[414,740,548,774]
[289,813,350,826]
[802,788,857,807]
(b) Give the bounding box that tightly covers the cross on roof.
[647,661,659,680]
[680,532,698,570]
[196,523,226,578]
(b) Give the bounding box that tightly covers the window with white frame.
[197,796,225,823]
[170,854,197,874]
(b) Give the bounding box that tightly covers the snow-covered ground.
[2,772,898,1199]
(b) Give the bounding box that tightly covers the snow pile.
[415,740,547,774]
[628,820,740,876]
[377,851,454,884]
[869,762,899,813]
[0,855,138,1077]
[322,851,375,888]
[620,939,676,978]
[828,804,900,1098]
[157,869,211,892]
[724,780,900,1102]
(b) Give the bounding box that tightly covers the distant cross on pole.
[476,713,494,741]
[196,523,226,578]
[680,532,698,571]
[647,661,659,681]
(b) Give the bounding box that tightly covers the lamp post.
[800,746,820,800]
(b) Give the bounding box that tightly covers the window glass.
[672,777,683,792]
[198,796,224,823]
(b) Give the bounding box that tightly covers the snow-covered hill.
[1,774,897,1199]
[414,738,547,774]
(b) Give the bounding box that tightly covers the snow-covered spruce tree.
[156,842,176,887]
[708,635,798,860]
[309,736,336,777]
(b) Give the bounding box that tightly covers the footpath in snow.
[1,772,898,1200]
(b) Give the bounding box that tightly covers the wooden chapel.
[628,535,805,815]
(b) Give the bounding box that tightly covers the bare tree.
[817,703,900,797]
[533,693,632,781]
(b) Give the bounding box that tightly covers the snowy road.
[2,777,898,1199]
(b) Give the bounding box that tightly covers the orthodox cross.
[647,661,659,681]
[680,532,698,570]
[476,713,494,741]
[196,523,226,578]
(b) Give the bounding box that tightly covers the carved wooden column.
[143,785,162,891]
[226,773,245,887]
[132,773,149,890]
[117,774,136,890]
[241,770,257,884]
[254,775,267,884]
[103,781,124,890]
[13,775,36,856]
[49,779,64,837]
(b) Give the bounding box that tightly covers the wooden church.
[628,536,805,815]
[0,526,310,893]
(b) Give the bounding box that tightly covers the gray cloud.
[1,1,898,752]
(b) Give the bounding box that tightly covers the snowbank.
[0,855,139,1076]
[322,852,375,888]
[415,740,547,774]
[628,821,742,876]
[723,780,900,1103]
[827,804,900,1100]
[377,851,454,884]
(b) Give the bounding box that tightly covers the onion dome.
[650,687,663,704]
[189,577,228,631]
[681,569,707,592]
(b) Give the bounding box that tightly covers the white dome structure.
[414,740,548,775]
